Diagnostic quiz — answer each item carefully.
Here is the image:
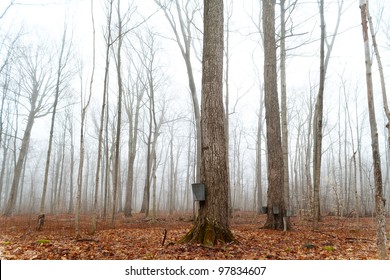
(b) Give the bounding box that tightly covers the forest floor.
[0,211,389,260]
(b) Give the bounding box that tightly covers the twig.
[162,229,167,246]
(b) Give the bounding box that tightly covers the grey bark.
[262,0,288,230]
[181,0,235,245]
[280,0,290,213]
[76,0,95,236]
[359,0,388,260]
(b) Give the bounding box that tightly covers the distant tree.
[111,0,126,226]
[90,0,114,234]
[77,0,95,236]
[153,0,202,183]
[180,0,235,245]
[138,30,166,219]
[312,0,325,228]
[123,62,144,217]
[40,24,72,216]
[3,43,55,216]
[312,0,343,227]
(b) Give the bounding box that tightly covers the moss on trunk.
[180,219,235,246]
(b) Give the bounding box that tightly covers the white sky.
[1,0,390,170]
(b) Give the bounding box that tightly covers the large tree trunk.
[180,0,234,246]
[359,0,388,260]
[262,0,289,230]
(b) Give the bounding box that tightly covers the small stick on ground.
[162,229,167,246]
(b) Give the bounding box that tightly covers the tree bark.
[256,94,264,213]
[312,0,325,228]
[112,0,124,226]
[262,0,289,230]
[124,78,142,217]
[280,0,290,214]
[359,0,388,260]
[180,0,234,246]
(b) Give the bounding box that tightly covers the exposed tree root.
[180,219,236,247]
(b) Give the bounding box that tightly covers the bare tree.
[3,43,55,216]
[40,24,72,216]
[138,30,165,218]
[89,0,114,235]
[111,0,125,226]
[279,0,289,215]
[181,0,235,245]
[312,0,343,227]
[154,0,202,183]
[359,0,388,260]
[67,107,75,213]
[75,0,95,237]
[262,0,288,230]
[123,64,144,217]
[312,0,326,228]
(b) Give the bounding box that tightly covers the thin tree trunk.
[140,106,153,216]
[124,94,141,216]
[344,84,360,225]
[312,0,325,228]
[256,94,263,213]
[154,0,201,182]
[280,0,290,213]
[112,0,124,226]
[305,96,313,215]
[359,0,388,259]
[76,0,95,237]
[91,0,113,233]
[40,26,69,215]
[68,119,75,213]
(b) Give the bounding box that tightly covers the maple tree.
[180,0,234,246]
[262,0,288,230]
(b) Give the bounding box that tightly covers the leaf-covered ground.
[0,212,389,260]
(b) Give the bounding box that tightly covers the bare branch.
[0,1,14,21]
